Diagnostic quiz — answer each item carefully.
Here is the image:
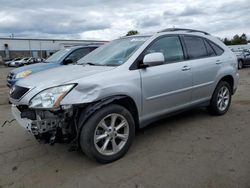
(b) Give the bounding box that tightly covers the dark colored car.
[234,50,250,69]
[7,45,99,87]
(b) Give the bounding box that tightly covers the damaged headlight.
[29,84,75,109]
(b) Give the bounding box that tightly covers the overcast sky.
[0,0,249,40]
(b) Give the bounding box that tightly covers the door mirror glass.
[143,52,164,67]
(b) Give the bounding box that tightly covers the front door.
[140,36,192,120]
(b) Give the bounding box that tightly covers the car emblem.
[10,86,16,95]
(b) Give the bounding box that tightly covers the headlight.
[15,70,32,79]
[29,84,75,109]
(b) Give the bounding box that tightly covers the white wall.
[0,38,107,51]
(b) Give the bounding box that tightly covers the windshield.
[77,36,149,66]
[46,48,71,62]
[13,58,21,61]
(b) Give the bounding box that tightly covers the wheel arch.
[75,95,140,144]
[238,58,244,63]
[216,75,234,94]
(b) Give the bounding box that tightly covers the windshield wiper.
[83,62,102,66]
[105,64,119,67]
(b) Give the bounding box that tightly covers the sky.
[0,0,249,40]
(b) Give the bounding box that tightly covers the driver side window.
[66,48,91,63]
[145,36,184,64]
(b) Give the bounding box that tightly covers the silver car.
[10,28,239,163]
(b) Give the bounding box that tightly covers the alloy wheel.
[217,86,230,111]
[94,113,129,156]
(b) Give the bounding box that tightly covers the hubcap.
[94,113,129,156]
[239,61,243,69]
[217,86,230,111]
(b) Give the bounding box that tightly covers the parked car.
[9,57,30,67]
[7,45,99,87]
[10,28,239,163]
[9,57,43,67]
[4,57,22,66]
[233,50,250,69]
[36,57,46,63]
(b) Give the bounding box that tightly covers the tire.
[79,104,135,163]
[208,81,232,115]
[238,60,243,69]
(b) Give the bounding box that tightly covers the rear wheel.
[79,104,135,163]
[208,81,232,115]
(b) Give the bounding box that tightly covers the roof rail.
[158,28,210,35]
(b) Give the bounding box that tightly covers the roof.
[0,37,108,43]
[158,28,210,35]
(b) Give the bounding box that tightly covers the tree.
[223,38,231,45]
[223,33,248,45]
[240,33,247,44]
[126,30,139,36]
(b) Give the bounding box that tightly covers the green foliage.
[223,33,248,45]
[126,30,139,36]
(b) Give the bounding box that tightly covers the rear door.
[182,35,224,103]
[140,35,192,120]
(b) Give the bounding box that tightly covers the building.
[0,37,108,61]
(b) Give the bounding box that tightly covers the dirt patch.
[235,100,250,105]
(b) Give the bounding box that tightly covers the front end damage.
[12,104,77,144]
[11,96,126,145]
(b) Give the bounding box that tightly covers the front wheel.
[79,104,135,163]
[238,60,243,69]
[208,81,232,115]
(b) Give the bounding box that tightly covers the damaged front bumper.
[11,105,75,144]
[11,105,33,132]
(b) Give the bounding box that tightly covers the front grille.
[10,85,29,100]
[7,72,15,80]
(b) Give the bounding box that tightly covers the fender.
[75,95,127,143]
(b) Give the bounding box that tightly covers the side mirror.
[143,52,165,67]
[63,59,73,65]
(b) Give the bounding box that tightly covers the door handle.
[182,65,191,71]
[216,60,222,65]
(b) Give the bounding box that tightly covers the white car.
[9,57,33,67]
[4,57,22,66]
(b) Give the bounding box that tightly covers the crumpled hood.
[11,62,59,74]
[16,64,115,89]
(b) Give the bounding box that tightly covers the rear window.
[204,40,216,57]
[208,41,224,56]
[183,36,207,59]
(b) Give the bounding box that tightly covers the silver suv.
[10,28,239,163]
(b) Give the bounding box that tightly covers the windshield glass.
[13,58,21,61]
[77,36,149,66]
[46,48,71,62]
